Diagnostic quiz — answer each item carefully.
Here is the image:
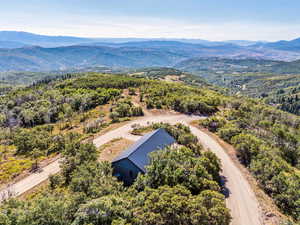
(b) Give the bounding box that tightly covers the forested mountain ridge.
[258,37,300,52]
[2,40,300,72]
[176,57,300,75]
[0,45,186,71]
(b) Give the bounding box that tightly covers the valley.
[2,31,300,72]
[177,59,300,116]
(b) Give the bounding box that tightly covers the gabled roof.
[112,128,175,172]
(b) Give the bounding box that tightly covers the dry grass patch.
[98,138,134,162]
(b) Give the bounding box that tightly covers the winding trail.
[0,114,262,225]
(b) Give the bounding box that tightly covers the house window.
[129,170,133,178]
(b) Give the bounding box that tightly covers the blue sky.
[1,0,300,41]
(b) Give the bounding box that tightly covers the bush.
[110,98,144,121]
[72,195,132,225]
[135,146,220,194]
[231,133,261,166]
[128,87,136,95]
[217,124,241,143]
[133,185,231,225]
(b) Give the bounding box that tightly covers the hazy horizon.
[0,30,294,43]
[1,0,300,42]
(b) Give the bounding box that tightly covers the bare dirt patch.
[164,75,181,82]
[98,138,134,162]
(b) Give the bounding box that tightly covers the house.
[112,128,175,185]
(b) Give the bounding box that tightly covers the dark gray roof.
[112,128,175,172]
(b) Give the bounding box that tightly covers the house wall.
[112,159,142,186]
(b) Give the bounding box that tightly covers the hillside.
[127,67,211,87]
[0,72,299,224]
[176,57,300,75]
[259,38,300,52]
[0,71,65,86]
[0,45,187,71]
[176,57,300,115]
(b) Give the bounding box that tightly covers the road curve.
[188,126,262,225]
[93,114,201,147]
[0,114,262,225]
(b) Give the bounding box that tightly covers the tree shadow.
[220,175,230,198]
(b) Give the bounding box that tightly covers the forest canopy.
[0,124,231,225]
[0,71,299,223]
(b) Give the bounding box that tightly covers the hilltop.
[0,72,299,225]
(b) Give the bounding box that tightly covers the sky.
[1,0,300,41]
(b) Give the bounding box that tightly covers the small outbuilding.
[112,128,175,185]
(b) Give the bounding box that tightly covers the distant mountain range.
[0,31,92,48]
[1,31,300,50]
[1,41,300,72]
[0,31,267,48]
[259,38,300,52]
[1,31,300,72]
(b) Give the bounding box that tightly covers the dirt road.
[93,114,200,147]
[189,126,262,225]
[0,114,262,225]
[0,159,61,200]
